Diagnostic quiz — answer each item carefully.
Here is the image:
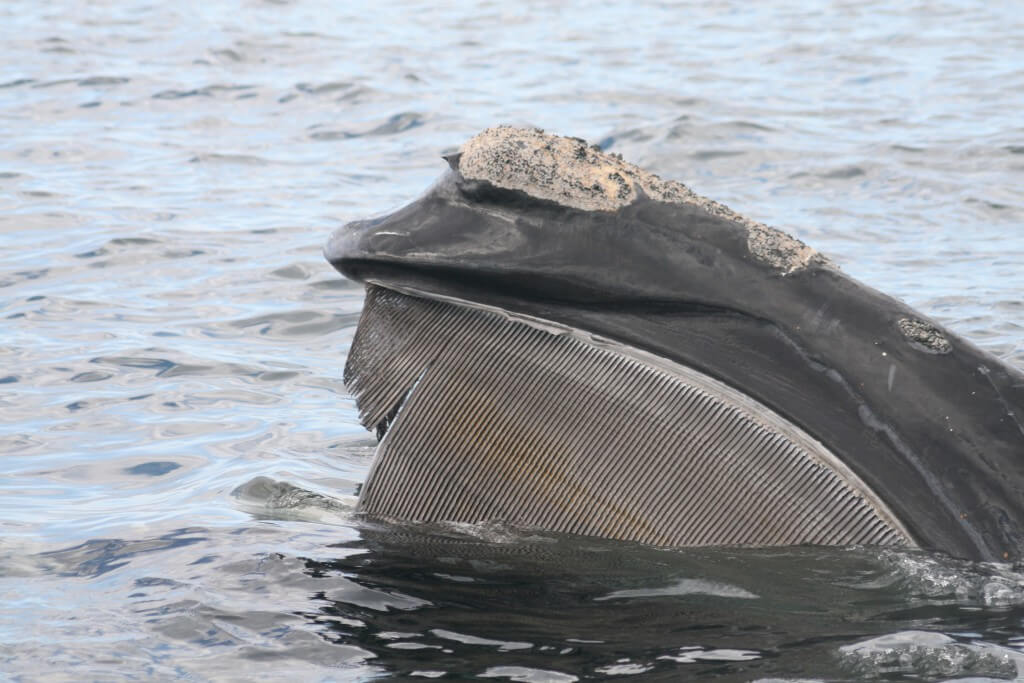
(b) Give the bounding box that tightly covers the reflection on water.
[1,0,1023,679]
[8,513,1024,681]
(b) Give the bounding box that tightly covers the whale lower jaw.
[344,284,913,549]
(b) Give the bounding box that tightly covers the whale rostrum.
[456,127,824,274]
[326,126,1024,561]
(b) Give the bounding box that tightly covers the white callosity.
[897,317,953,354]
[457,126,823,274]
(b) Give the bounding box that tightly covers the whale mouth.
[322,126,1024,560]
[344,283,913,549]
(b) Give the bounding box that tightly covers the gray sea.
[2,1,1024,680]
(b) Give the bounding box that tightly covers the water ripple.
[1,0,1022,679]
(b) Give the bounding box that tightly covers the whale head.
[325,126,1024,561]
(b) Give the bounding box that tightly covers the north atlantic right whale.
[326,126,1024,562]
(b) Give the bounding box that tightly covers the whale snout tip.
[323,221,356,266]
[324,218,378,281]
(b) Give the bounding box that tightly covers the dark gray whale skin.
[326,163,1024,562]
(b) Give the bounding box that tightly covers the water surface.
[2,0,1023,680]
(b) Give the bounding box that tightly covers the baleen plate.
[345,285,911,548]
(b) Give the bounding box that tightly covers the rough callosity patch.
[457,125,824,274]
[898,318,953,354]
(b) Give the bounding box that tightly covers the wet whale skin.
[326,128,1024,562]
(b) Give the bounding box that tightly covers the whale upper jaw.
[325,163,792,326]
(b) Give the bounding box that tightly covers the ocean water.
[1,1,1023,680]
